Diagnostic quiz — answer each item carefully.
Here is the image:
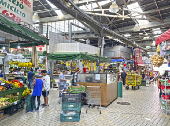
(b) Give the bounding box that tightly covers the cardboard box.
[0,110,4,118]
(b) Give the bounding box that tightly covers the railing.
[0,13,47,40]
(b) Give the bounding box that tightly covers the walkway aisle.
[1,85,170,126]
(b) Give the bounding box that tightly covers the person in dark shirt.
[121,70,127,86]
[27,69,34,89]
[142,72,145,79]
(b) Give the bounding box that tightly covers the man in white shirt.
[41,70,50,106]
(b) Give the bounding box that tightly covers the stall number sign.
[0,0,33,24]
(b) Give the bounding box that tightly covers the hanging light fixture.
[17,45,20,49]
[109,0,119,13]
[32,13,40,23]
[133,24,140,31]
[2,46,5,50]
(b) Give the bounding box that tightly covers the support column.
[4,39,10,77]
[69,23,72,43]
[50,60,54,88]
[39,23,43,35]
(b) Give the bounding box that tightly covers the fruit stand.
[126,74,141,90]
[0,87,26,110]
[0,78,28,116]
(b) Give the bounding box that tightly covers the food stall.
[76,73,117,106]
[44,52,110,87]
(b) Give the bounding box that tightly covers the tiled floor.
[1,84,170,126]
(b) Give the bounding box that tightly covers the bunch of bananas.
[0,98,9,102]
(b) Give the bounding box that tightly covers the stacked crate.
[60,93,81,122]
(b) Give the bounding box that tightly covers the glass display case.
[77,73,116,84]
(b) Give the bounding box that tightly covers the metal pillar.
[69,23,72,43]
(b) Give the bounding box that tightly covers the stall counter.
[77,73,117,106]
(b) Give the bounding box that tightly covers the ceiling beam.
[113,17,170,33]
[39,14,74,23]
[85,8,163,22]
[34,8,58,14]
[86,12,159,22]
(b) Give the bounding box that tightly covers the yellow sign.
[73,62,76,67]
[87,60,90,70]
[66,61,70,67]
[91,61,93,71]
[94,61,96,71]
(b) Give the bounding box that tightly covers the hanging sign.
[94,61,96,71]
[72,61,76,67]
[91,61,93,71]
[0,0,33,24]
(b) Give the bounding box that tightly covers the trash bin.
[118,82,122,97]
[142,79,146,86]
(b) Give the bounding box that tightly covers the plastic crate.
[62,102,81,112]
[4,104,18,115]
[62,93,81,103]
[60,112,80,122]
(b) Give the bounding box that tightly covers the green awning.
[0,15,49,45]
[47,52,110,62]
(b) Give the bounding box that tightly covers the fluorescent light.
[113,39,124,44]
[143,37,149,40]
[17,45,20,49]
[79,39,85,41]
[139,33,143,35]
[152,41,155,46]
[154,35,159,38]
[124,34,131,37]
[2,46,5,50]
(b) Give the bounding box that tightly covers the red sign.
[135,48,145,66]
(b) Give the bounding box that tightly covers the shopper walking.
[42,70,50,106]
[121,70,127,87]
[29,75,43,112]
[27,69,34,89]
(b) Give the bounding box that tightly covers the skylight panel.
[79,0,110,10]
[152,28,161,34]
[46,0,63,16]
[98,0,110,6]
[127,2,149,25]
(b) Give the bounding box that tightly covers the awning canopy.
[46,52,110,62]
[155,29,170,46]
[111,59,134,63]
[0,14,49,47]
[111,59,124,62]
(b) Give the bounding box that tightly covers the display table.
[0,87,26,110]
[77,73,117,106]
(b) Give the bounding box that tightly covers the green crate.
[62,102,81,112]
[60,112,80,122]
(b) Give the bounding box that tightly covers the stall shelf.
[160,78,170,115]
[0,87,26,110]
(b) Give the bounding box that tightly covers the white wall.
[53,43,99,55]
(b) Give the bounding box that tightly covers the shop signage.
[0,0,33,24]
